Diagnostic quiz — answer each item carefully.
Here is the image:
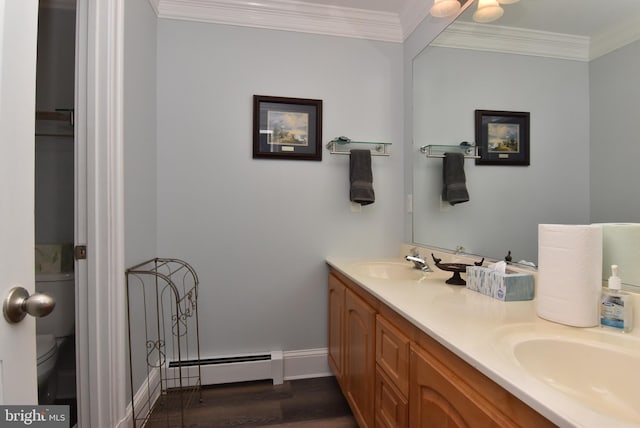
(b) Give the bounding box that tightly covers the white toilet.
[35,272,75,404]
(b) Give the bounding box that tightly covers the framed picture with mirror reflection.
[475,110,530,166]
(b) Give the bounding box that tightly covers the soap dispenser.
[600,264,633,332]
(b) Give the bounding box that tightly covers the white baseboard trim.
[198,350,284,386]
[195,348,331,384]
[121,366,161,428]
[283,348,332,380]
[124,347,331,425]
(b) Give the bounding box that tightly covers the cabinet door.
[376,314,410,397]
[328,273,345,383]
[375,365,408,428]
[345,288,377,428]
[410,344,514,428]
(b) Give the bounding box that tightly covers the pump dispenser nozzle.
[608,264,622,290]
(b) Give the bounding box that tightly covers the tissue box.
[466,266,534,301]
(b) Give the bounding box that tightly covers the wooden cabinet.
[329,272,376,428]
[410,333,554,428]
[375,365,408,428]
[328,268,553,428]
[410,343,512,427]
[344,287,377,428]
[376,315,409,397]
[328,274,345,384]
[375,314,410,428]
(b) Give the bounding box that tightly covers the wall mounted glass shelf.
[420,143,479,159]
[327,136,391,156]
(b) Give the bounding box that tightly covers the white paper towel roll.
[537,224,602,327]
[600,223,640,287]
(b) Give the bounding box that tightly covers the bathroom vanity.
[328,266,551,427]
[327,254,640,428]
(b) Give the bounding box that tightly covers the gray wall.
[412,47,591,263]
[124,0,158,267]
[590,39,640,222]
[124,0,158,395]
[156,21,404,356]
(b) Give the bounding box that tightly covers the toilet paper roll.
[600,223,640,287]
[537,224,602,327]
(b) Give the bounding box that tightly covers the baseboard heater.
[168,350,284,386]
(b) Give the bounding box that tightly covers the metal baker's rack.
[126,258,202,427]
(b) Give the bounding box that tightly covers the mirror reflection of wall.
[412,1,640,284]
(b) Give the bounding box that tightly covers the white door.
[0,0,40,404]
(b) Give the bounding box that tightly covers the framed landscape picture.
[253,95,323,161]
[475,110,530,166]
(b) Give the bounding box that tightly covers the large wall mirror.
[412,0,640,285]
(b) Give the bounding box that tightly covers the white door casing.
[0,0,40,405]
[75,0,128,426]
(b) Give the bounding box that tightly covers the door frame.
[75,0,127,426]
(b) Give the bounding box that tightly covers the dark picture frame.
[253,95,323,161]
[475,110,530,166]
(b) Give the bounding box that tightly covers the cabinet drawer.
[375,365,408,428]
[376,314,410,397]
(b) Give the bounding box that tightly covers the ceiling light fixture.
[497,0,520,4]
[472,0,504,23]
[430,0,461,18]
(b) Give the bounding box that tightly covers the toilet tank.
[35,272,75,338]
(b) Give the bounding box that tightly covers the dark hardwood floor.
[146,376,357,428]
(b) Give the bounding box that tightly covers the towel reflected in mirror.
[442,152,469,205]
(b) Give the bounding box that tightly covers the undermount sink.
[351,261,428,281]
[496,325,640,425]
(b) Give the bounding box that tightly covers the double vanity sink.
[327,255,640,427]
[494,323,640,425]
[351,260,431,281]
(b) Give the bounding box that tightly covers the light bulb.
[473,0,504,23]
[430,0,461,18]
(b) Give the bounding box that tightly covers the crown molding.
[431,21,590,61]
[154,0,404,43]
[432,19,640,62]
[590,15,640,60]
[148,0,161,15]
[399,0,431,41]
[149,0,640,52]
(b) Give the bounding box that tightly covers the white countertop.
[326,254,640,428]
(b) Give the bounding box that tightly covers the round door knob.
[3,286,55,324]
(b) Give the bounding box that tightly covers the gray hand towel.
[442,152,469,205]
[350,149,375,205]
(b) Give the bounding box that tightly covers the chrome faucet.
[405,249,432,272]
